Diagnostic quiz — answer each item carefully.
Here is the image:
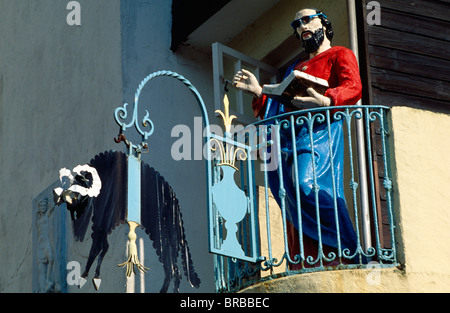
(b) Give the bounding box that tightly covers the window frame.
[212,42,278,125]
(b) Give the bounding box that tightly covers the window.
[212,42,278,124]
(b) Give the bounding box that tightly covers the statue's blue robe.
[253,47,363,259]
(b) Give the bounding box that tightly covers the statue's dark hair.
[293,9,334,42]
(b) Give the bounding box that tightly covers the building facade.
[0,0,449,293]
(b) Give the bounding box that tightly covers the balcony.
[208,105,450,293]
[208,105,395,292]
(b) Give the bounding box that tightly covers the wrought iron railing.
[210,105,397,292]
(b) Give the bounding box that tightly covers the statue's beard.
[301,27,325,54]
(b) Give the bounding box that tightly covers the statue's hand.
[233,69,263,98]
[292,87,332,109]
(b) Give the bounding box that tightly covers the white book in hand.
[262,70,329,106]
